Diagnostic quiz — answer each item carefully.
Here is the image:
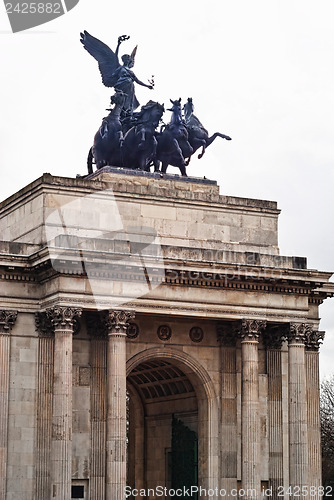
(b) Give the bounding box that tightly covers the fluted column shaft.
[288,323,309,491]
[0,310,17,500]
[47,306,82,500]
[217,325,237,498]
[239,319,266,500]
[306,331,324,500]
[90,335,108,500]
[267,345,283,499]
[105,310,134,500]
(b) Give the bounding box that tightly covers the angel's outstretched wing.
[80,30,120,88]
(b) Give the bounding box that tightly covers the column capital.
[0,310,18,334]
[238,319,267,342]
[85,311,108,339]
[305,330,325,351]
[264,324,289,350]
[35,311,54,337]
[287,323,313,345]
[103,310,135,336]
[216,321,237,347]
[46,306,82,331]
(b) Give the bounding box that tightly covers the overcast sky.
[0,0,333,378]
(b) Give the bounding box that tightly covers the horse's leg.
[205,133,232,148]
[161,161,168,174]
[87,147,94,174]
[196,139,207,159]
[138,130,146,150]
[179,163,187,177]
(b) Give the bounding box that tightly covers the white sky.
[0,0,333,378]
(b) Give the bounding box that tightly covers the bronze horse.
[183,97,231,164]
[121,101,165,171]
[87,90,126,173]
[155,98,193,176]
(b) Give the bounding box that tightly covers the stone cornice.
[0,310,18,334]
[0,247,333,302]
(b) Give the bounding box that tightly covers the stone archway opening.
[127,359,199,498]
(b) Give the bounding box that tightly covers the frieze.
[0,310,18,334]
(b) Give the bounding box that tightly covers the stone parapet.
[0,171,280,254]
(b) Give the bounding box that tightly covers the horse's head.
[109,89,127,108]
[168,98,182,112]
[183,97,194,119]
[138,101,165,126]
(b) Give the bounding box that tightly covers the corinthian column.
[287,323,310,491]
[47,306,82,500]
[217,323,237,498]
[264,326,285,500]
[238,319,266,500]
[305,330,324,500]
[0,310,17,500]
[103,310,135,500]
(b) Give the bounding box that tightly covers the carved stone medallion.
[157,325,171,341]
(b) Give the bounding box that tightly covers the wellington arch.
[0,167,333,500]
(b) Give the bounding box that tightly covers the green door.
[171,416,198,499]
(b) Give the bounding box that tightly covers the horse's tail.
[87,147,94,175]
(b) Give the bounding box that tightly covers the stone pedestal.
[0,311,17,500]
[288,323,310,491]
[239,319,266,500]
[104,310,134,500]
[47,306,82,500]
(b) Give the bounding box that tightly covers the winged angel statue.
[80,31,153,114]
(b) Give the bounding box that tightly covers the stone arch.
[126,346,219,492]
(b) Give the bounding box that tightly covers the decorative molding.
[287,323,313,345]
[157,325,172,341]
[0,310,18,334]
[237,318,267,342]
[189,326,204,343]
[46,306,82,331]
[305,330,325,352]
